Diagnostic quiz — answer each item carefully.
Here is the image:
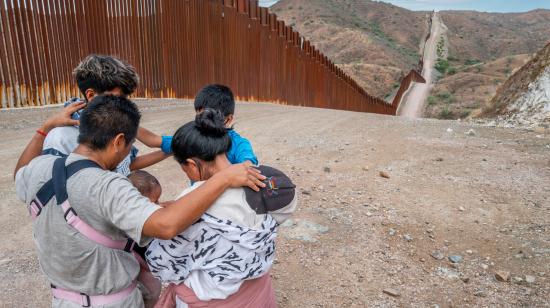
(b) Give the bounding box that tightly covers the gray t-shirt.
[43,126,137,176]
[15,153,161,307]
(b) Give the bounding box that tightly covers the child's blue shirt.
[227,129,258,165]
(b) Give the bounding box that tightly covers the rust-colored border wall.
[0,0,396,115]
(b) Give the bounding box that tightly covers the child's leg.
[139,267,162,308]
[134,251,162,308]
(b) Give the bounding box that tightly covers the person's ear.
[113,133,127,153]
[84,89,96,102]
[186,158,197,171]
[225,114,234,126]
[181,159,199,181]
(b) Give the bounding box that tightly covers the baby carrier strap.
[34,158,139,306]
[51,157,135,252]
[31,157,135,252]
[29,159,103,219]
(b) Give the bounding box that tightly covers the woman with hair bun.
[146,109,297,308]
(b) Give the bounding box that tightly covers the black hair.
[193,84,235,117]
[78,95,141,150]
[128,170,161,197]
[73,54,139,96]
[172,109,232,163]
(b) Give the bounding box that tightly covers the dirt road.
[397,13,446,118]
[0,100,548,307]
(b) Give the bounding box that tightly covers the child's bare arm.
[137,127,163,148]
[130,150,171,171]
[137,127,173,154]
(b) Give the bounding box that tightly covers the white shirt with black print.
[146,183,279,301]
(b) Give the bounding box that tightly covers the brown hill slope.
[271,0,429,98]
[478,42,550,127]
[424,9,549,120]
[425,54,530,119]
[440,9,550,63]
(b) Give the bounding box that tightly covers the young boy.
[43,54,173,175]
[194,84,258,165]
[128,170,163,308]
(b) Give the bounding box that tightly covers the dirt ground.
[397,12,445,118]
[0,99,548,307]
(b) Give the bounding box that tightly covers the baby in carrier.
[128,170,163,308]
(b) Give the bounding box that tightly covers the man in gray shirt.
[14,96,265,307]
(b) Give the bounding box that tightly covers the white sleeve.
[176,182,203,199]
[42,126,79,155]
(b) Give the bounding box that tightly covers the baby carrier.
[29,157,158,307]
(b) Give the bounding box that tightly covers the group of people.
[14,55,297,308]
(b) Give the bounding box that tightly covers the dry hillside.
[440,9,550,63]
[271,0,429,98]
[424,9,550,120]
[478,42,550,127]
[271,2,549,120]
[425,54,530,119]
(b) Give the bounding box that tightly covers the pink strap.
[60,200,130,250]
[52,281,137,306]
[28,199,43,220]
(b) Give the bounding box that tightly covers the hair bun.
[195,108,227,136]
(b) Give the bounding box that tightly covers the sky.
[258,0,550,13]
[259,0,279,7]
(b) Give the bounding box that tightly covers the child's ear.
[113,133,127,152]
[225,114,234,126]
[84,89,96,102]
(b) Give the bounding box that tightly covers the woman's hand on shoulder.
[220,162,266,192]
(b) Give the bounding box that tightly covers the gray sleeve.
[99,174,161,246]
[15,166,30,203]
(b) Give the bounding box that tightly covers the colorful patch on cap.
[266,177,279,196]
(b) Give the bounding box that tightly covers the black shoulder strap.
[52,157,69,204]
[34,158,102,208]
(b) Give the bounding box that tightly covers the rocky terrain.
[477,42,550,128]
[0,100,548,307]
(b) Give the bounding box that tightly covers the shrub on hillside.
[439,107,454,119]
[437,91,452,100]
[435,59,449,74]
[465,59,481,66]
